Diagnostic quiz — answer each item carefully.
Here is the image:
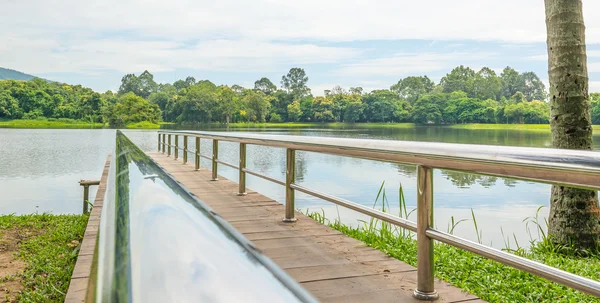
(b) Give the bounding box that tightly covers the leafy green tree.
[243,90,271,122]
[103,92,161,127]
[520,72,547,101]
[254,77,277,95]
[393,100,412,122]
[500,67,524,99]
[174,84,218,123]
[362,90,399,122]
[287,100,302,122]
[412,94,448,124]
[0,91,21,118]
[118,70,157,98]
[590,93,600,124]
[311,96,335,122]
[390,76,434,104]
[440,66,476,96]
[472,67,501,100]
[281,68,311,98]
[217,86,240,124]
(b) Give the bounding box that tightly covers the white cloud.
[2,0,600,44]
[590,81,600,93]
[2,0,600,91]
[0,38,361,74]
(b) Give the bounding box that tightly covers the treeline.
[116,66,553,125]
[2,66,600,126]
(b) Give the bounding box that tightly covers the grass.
[305,184,600,303]
[125,121,161,129]
[0,118,103,129]
[0,213,88,303]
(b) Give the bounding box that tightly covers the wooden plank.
[65,155,111,303]
[148,152,483,303]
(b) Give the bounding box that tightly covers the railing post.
[238,143,247,196]
[211,139,218,181]
[195,137,200,170]
[414,165,438,301]
[183,136,188,164]
[82,185,90,214]
[174,135,179,160]
[167,134,171,156]
[158,133,161,152]
[283,148,297,222]
[162,134,165,153]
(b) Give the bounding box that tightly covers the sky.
[2,0,600,95]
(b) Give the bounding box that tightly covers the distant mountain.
[0,67,37,81]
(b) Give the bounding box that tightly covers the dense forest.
[2,66,600,126]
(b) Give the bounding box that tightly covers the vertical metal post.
[283,148,297,222]
[162,134,166,153]
[195,137,200,170]
[238,143,247,195]
[183,136,188,164]
[414,165,438,301]
[83,185,89,214]
[167,134,172,156]
[211,139,218,181]
[174,135,179,160]
[158,133,161,152]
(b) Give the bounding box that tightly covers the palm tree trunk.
[545,0,600,250]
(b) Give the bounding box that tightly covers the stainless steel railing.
[93,131,317,302]
[157,130,600,299]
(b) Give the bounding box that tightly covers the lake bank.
[0,214,88,302]
[306,211,600,303]
[0,119,166,129]
[6,119,600,131]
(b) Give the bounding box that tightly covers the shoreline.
[3,119,600,131]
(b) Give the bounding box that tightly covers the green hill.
[0,67,37,81]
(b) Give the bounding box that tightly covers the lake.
[1,125,598,249]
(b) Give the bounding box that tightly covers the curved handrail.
[93,131,317,302]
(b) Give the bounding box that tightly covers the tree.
[103,92,161,127]
[500,67,523,99]
[472,67,501,100]
[545,0,600,250]
[243,90,270,122]
[311,96,335,122]
[362,90,399,122]
[217,86,240,124]
[440,66,476,97]
[520,72,547,101]
[287,100,302,122]
[390,76,434,104]
[118,71,157,98]
[281,68,311,98]
[254,77,277,95]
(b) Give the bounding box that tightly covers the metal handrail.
[157,130,600,299]
[96,131,317,302]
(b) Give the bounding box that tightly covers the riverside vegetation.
[4,66,600,128]
[305,184,600,303]
[0,214,88,303]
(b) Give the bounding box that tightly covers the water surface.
[1,125,597,249]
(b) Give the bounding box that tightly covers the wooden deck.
[149,152,484,303]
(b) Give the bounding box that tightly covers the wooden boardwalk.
[149,152,484,303]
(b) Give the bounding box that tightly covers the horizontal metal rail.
[291,184,417,232]
[157,130,600,299]
[216,159,239,170]
[243,168,286,186]
[426,229,600,297]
